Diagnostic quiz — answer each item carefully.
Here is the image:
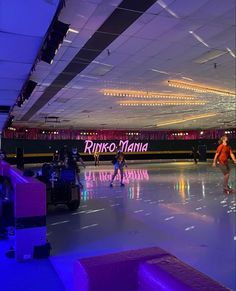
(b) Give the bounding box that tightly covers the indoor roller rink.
[43,161,236,291]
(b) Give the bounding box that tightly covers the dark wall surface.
[2,138,235,164]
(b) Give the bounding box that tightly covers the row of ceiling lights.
[172,133,189,136]
[41,131,99,135]
[102,80,234,111]
[42,131,59,134]
[79,132,98,135]
[102,89,206,108]
[156,113,217,127]
[225,130,235,134]
[167,80,236,97]
[102,90,196,100]
[7,128,235,135]
[126,132,139,136]
[119,101,206,106]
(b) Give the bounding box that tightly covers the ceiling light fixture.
[181,77,193,81]
[226,47,236,58]
[158,0,179,18]
[156,113,217,127]
[102,89,196,100]
[151,69,169,75]
[168,80,236,97]
[68,28,79,33]
[63,39,72,43]
[189,31,209,47]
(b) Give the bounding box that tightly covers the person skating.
[212,135,236,194]
[94,151,99,166]
[110,151,127,187]
[64,147,86,189]
[191,146,199,164]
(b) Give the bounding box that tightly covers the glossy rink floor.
[47,161,236,291]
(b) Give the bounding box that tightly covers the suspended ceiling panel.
[10,0,236,130]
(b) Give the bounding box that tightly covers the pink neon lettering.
[83,140,149,153]
[84,140,93,154]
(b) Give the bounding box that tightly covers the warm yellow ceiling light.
[101,89,195,100]
[156,113,217,127]
[119,100,206,106]
[168,80,236,97]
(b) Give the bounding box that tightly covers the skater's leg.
[220,164,232,192]
[120,167,124,186]
[110,168,118,186]
[223,172,230,190]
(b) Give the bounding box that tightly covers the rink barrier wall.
[0,161,46,261]
[74,247,230,291]
[2,138,235,164]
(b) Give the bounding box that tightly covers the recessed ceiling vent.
[44,116,60,123]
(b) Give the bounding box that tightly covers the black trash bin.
[198,145,207,162]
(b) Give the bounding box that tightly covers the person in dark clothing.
[94,151,100,166]
[0,149,7,161]
[110,152,127,187]
[191,146,199,164]
[52,150,60,163]
[64,147,85,188]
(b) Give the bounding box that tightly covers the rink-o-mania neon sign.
[84,140,149,154]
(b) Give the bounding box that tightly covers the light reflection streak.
[174,174,188,201]
[132,186,135,199]
[81,169,149,201]
[160,203,214,223]
[81,223,98,230]
[134,209,144,213]
[50,220,69,226]
[202,182,205,198]
[72,210,86,215]
[185,226,195,231]
[164,216,175,221]
[137,183,140,199]
[86,208,105,214]
[84,169,149,183]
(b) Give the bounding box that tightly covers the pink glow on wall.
[3,128,236,141]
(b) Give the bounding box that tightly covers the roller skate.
[223,187,234,194]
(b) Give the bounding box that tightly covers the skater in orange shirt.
[212,135,236,193]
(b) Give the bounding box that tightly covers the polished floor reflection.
[47,162,236,291]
